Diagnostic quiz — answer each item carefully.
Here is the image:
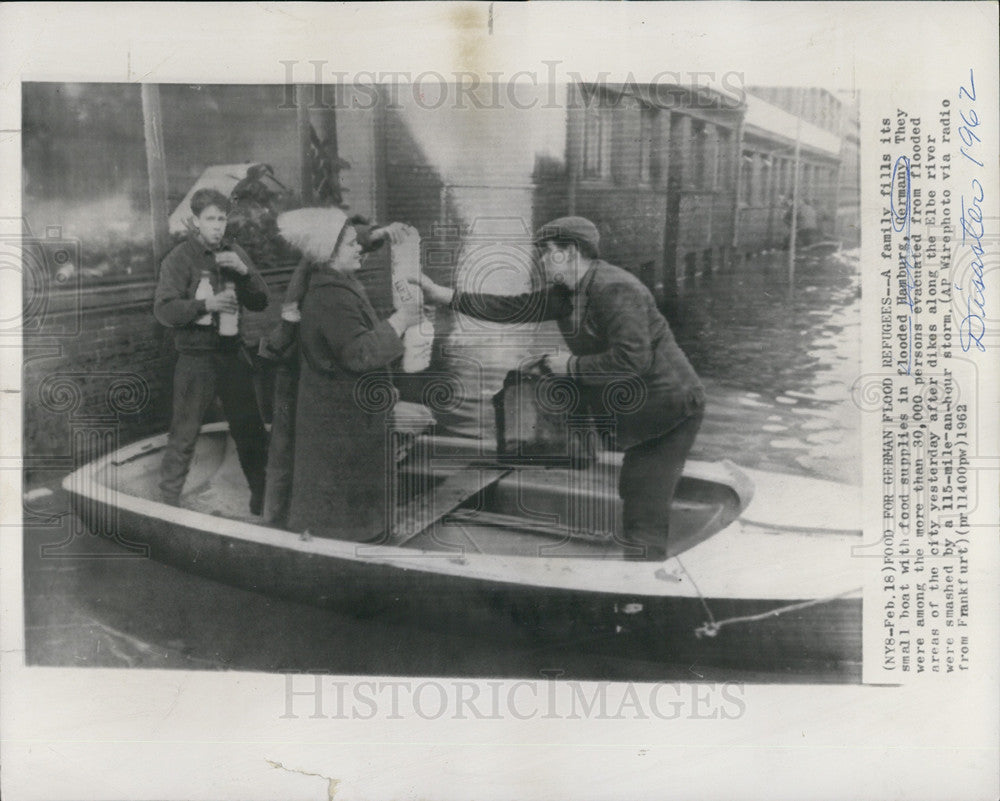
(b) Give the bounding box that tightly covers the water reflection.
[671,249,861,484]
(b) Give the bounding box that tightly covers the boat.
[61,417,863,674]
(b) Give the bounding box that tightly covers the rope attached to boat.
[672,557,862,639]
[674,556,719,633]
[691,585,863,639]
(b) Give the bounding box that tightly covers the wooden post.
[731,114,745,249]
[323,84,343,207]
[439,185,450,227]
[833,97,846,243]
[788,104,802,291]
[372,86,388,224]
[141,84,170,273]
[297,86,313,205]
[565,83,580,215]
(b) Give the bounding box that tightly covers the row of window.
[739,153,837,208]
[582,104,736,190]
[579,100,837,208]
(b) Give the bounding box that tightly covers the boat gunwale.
[60,423,859,602]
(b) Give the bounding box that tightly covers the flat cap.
[533,216,600,255]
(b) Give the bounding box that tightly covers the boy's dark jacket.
[153,235,270,352]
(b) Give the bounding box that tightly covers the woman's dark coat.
[286,269,404,540]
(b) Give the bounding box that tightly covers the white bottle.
[217,280,239,337]
[194,270,213,326]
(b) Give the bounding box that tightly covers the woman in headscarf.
[274,207,419,541]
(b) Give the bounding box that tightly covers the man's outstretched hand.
[411,275,454,306]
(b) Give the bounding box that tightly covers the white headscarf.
[276,207,349,264]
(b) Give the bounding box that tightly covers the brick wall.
[574,187,668,291]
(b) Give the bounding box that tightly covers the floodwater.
[672,247,861,485]
[23,248,861,683]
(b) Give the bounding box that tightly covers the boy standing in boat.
[418,216,705,561]
[154,188,271,512]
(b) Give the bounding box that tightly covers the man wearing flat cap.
[418,216,705,561]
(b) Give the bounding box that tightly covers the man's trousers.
[618,408,704,561]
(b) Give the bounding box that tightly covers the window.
[716,128,732,188]
[21,83,311,285]
[705,124,719,190]
[160,85,303,215]
[159,84,306,269]
[583,102,612,180]
[638,105,659,185]
[668,112,686,186]
[691,120,708,189]
[759,155,773,205]
[22,83,154,283]
[739,151,754,204]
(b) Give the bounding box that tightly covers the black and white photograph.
[20,76,863,681]
[2,3,997,800]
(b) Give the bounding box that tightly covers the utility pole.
[141,84,169,273]
[566,82,580,216]
[297,85,313,205]
[788,93,803,293]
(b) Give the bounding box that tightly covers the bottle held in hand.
[218,280,239,336]
[195,270,214,326]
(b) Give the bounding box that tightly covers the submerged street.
[675,248,861,485]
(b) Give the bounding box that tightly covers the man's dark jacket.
[451,259,704,450]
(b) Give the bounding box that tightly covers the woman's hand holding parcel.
[382,221,415,245]
[389,298,421,336]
